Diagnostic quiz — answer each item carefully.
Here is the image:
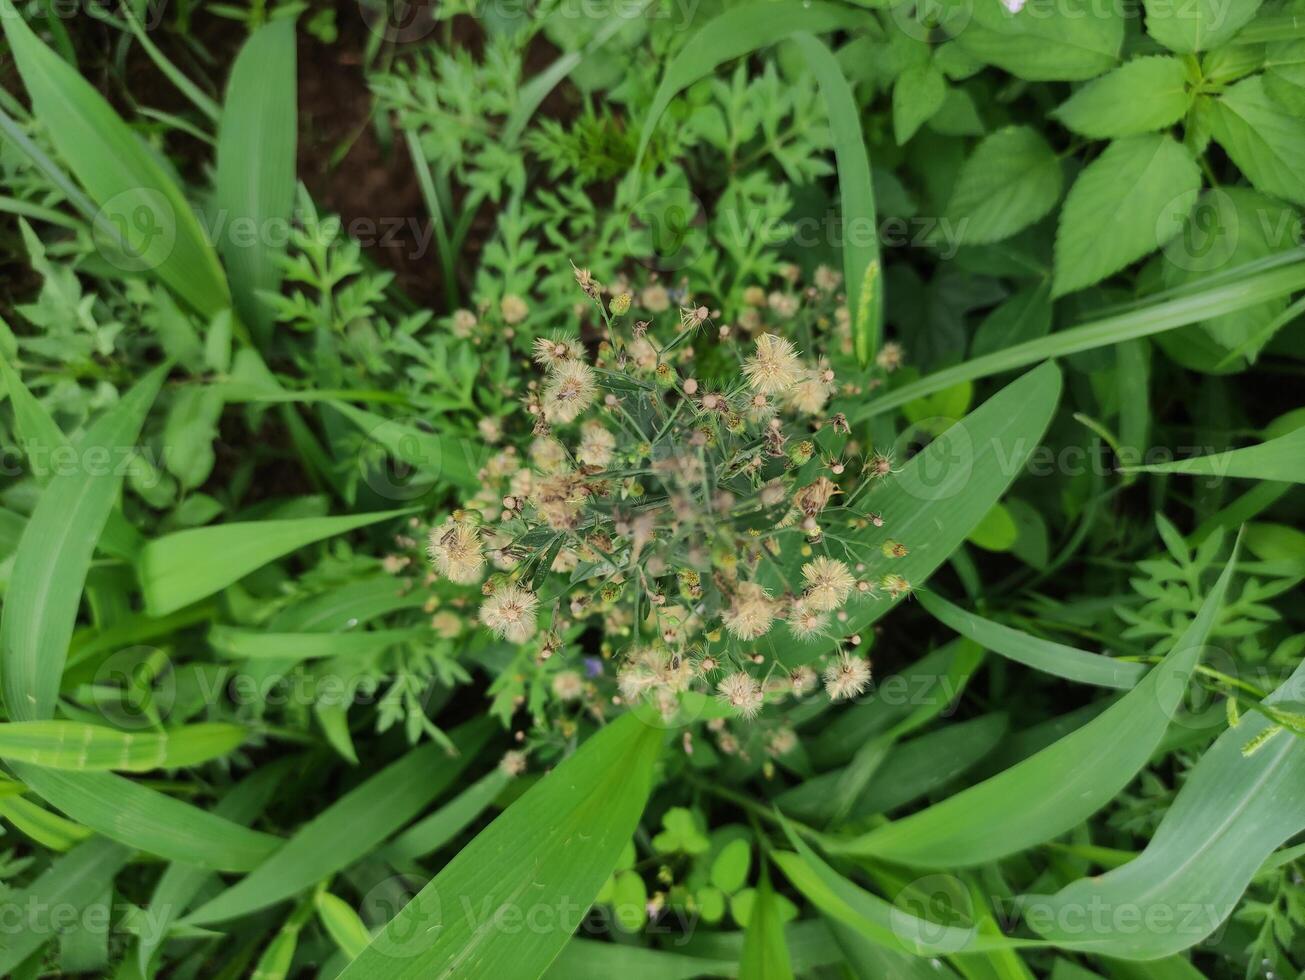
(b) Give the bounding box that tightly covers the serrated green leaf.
[956,0,1124,81]
[893,64,947,145]
[1053,57,1191,137]
[946,126,1062,245]
[1144,0,1263,53]
[1209,76,1305,205]
[1053,135,1200,296]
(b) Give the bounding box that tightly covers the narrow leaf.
[137,508,413,616]
[1,367,165,721]
[824,539,1239,868]
[338,713,662,979]
[917,592,1146,689]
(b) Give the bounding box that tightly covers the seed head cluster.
[419,268,913,728]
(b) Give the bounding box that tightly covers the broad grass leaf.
[0,838,129,975]
[1144,0,1262,52]
[1052,57,1191,138]
[809,641,986,769]
[214,18,297,341]
[826,916,961,980]
[208,625,431,661]
[138,762,286,974]
[0,354,141,558]
[382,768,513,866]
[12,765,283,871]
[1209,76,1305,206]
[0,3,229,316]
[337,712,662,979]
[186,719,494,925]
[956,0,1124,81]
[739,871,795,980]
[317,891,374,961]
[1120,425,1305,483]
[917,592,1146,689]
[778,713,1009,823]
[772,834,1046,957]
[0,366,166,722]
[759,362,1063,667]
[1053,135,1200,297]
[545,940,735,979]
[823,539,1240,868]
[0,720,245,771]
[850,255,1305,419]
[1024,659,1305,959]
[137,508,413,616]
[795,33,882,366]
[945,127,1061,245]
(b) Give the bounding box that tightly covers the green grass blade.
[316,891,374,962]
[758,362,1063,666]
[12,764,283,871]
[208,625,431,661]
[338,713,662,979]
[0,838,130,975]
[1120,426,1305,483]
[215,19,297,341]
[917,592,1147,689]
[382,767,512,865]
[1026,658,1305,959]
[137,508,413,616]
[185,719,495,925]
[0,721,245,771]
[0,3,230,316]
[778,713,1009,823]
[633,1,867,177]
[0,354,143,560]
[545,940,736,980]
[851,257,1305,419]
[0,366,165,722]
[772,834,1044,956]
[138,762,287,974]
[740,870,795,980]
[794,33,881,366]
[826,537,1240,868]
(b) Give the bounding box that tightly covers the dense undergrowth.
[0,0,1303,977]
